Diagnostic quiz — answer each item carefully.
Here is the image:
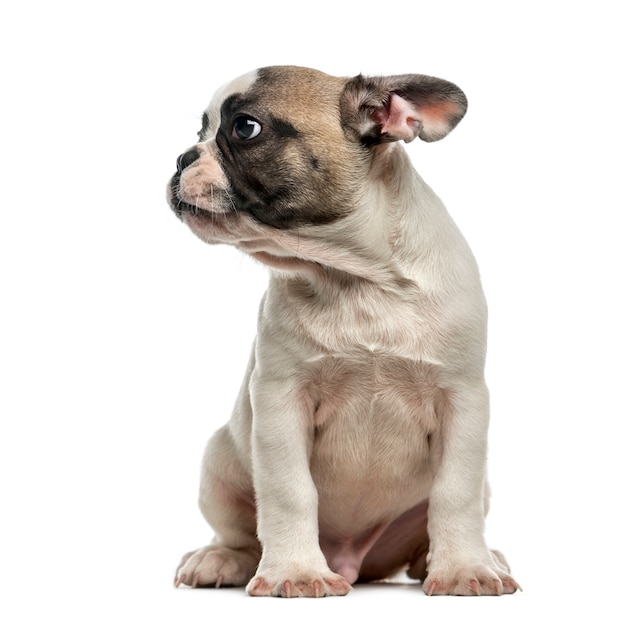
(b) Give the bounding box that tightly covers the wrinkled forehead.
[203,66,346,137]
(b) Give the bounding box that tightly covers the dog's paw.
[174,545,258,588]
[423,556,521,596]
[246,569,352,598]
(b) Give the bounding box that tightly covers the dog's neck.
[250,145,476,299]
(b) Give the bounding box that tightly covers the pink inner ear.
[375,93,421,142]
[418,101,462,124]
[375,94,462,142]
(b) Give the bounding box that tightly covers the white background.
[1,1,624,619]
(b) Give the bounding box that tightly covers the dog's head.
[166,66,466,271]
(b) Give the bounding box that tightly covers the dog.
[166,66,519,597]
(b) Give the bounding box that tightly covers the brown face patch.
[211,66,366,229]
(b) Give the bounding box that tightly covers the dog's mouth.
[171,196,236,234]
[172,198,210,220]
[168,174,198,220]
[167,173,230,221]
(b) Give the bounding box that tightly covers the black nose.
[176,148,200,173]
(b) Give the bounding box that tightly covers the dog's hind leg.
[174,423,261,588]
[175,346,262,588]
[357,501,430,584]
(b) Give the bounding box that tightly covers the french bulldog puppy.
[167,66,519,597]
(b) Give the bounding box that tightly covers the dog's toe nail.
[313,579,322,597]
[282,580,293,597]
[248,577,261,592]
[510,578,523,593]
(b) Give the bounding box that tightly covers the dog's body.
[167,66,519,597]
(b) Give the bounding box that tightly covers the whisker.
[224,187,237,214]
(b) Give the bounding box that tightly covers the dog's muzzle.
[168,147,201,219]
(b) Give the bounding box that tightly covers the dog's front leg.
[245,375,351,598]
[424,381,520,596]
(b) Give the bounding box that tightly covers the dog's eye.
[232,116,262,141]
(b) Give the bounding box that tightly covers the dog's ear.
[340,74,467,144]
